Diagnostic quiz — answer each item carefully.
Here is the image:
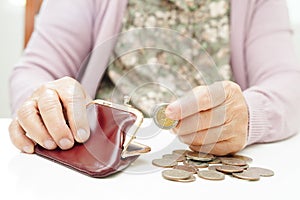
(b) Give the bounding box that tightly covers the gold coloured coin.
[152,103,178,129]
[197,170,225,181]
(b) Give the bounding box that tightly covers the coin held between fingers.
[152,103,178,130]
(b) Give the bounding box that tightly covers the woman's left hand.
[165,81,249,156]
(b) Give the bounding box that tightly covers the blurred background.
[1,0,300,118]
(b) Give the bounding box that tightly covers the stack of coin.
[152,149,274,182]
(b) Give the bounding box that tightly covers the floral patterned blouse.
[97,0,231,116]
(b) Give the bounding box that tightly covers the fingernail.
[44,139,56,149]
[59,138,73,149]
[165,102,180,119]
[23,145,33,153]
[77,129,89,142]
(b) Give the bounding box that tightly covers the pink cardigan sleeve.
[9,0,94,115]
[243,0,300,145]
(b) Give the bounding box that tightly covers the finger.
[190,140,241,156]
[166,81,226,120]
[58,83,90,143]
[9,119,35,153]
[178,124,233,146]
[173,105,226,135]
[17,99,57,150]
[37,88,74,150]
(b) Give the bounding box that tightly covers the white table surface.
[1,118,299,200]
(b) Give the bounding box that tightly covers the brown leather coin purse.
[35,99,151,178]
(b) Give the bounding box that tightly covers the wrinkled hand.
[165,81,249,156]
[9,77,92,153]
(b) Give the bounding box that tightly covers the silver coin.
[152,103,178,129]
[163,154,185,162]
[240,164,249,170]
[152,158,178,168]
[172,149,190,156]
[208,165,223,171]
[176,175,196,183]
[197,170,225,181]
[207,158,222,164]
[173,165,198,174]
[186,151,215,162]
[154,150,274,183]
[232,170,260,181]
[162,169,193,181]
[185,159,209,168]
[221,158,247,166]
[216,165,244,173]
[247,167,274,177]
[232,154,253,163]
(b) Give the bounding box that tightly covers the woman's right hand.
[9,77,92,153]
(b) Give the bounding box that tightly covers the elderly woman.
[8,0,300,156]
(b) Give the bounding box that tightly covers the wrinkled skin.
[166,81,249,156]
[9,77,248,156]
[9,77,91,153]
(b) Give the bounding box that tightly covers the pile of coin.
[152,149,274,182]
